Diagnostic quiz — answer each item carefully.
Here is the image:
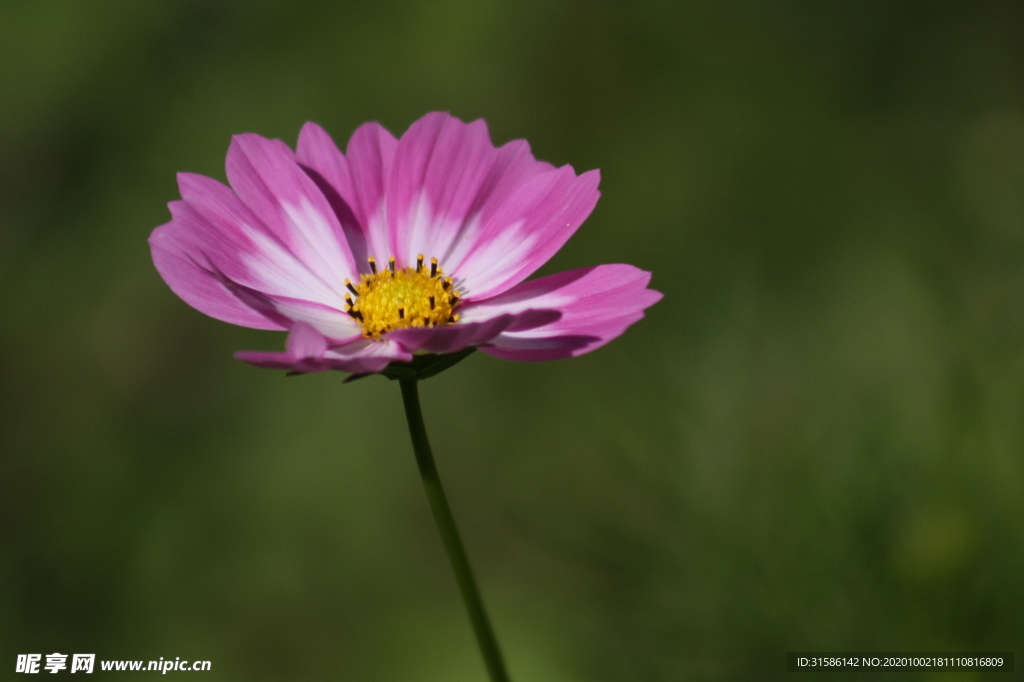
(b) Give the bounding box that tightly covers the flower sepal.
[345,347,478,384]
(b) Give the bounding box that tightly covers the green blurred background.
[2,1,1022,680]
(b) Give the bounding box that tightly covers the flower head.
[149,113,662,376]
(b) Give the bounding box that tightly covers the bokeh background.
[2,1,1023,680]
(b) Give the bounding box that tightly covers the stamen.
[345,254,462,337]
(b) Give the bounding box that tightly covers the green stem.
[398,378,511,682]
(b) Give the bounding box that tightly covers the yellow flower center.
[345,255,461,337]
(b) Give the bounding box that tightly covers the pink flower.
[149,113,662,376]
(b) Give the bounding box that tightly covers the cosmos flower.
[149,112,662,376]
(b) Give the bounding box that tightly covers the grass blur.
[1,1,1022,680]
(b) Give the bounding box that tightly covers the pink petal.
[200,259,361,341]
[234,350,317,372]
[151,181,346,330]
[323,355,396,375]
[174,173,347,308]
[286,321,329,359]
[387,113,493,267]
[385,309,560,355]
[296,122,395,267]
[268,296,361,341]
[235,325,410,375]
[235,322,333,373]
[226,133,359,295]
[324,336,413,374]
[460,264,663,361]
[149,215,284,330]
[386,113,597,298]
[449,166,601,300]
